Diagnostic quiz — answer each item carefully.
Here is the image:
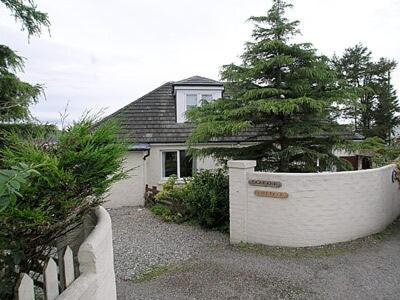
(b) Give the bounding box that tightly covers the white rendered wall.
[174,86,223,123]
[57,207,117,300]
[106,144,255,208]
[145,144,220,189]
[104,151,146,207]
[229,161,400,247]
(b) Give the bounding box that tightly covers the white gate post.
[228,160,256,244]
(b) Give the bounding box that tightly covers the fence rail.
[15,246,77,300]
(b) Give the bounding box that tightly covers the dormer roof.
[173,75,223,87]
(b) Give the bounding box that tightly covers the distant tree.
[370,61,400,142]
[0,0,50,123]
[333,44,399,141]
[0,45,42,122]
[187,0,350,172]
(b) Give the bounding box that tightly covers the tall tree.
[187,0,350,172]
[333,44,399,141]
[0,0,50,123]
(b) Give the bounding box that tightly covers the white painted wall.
[104,151,146,208]
[57,206,116,300]
[106,143,255,208]
[145,144,219,189]
[229,161,400,247]
[174,86,224,123]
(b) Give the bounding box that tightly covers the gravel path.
[109,207,400,300]
[109,207,226,281]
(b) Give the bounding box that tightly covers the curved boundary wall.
[57,206,117,300]
[228,161,400,247]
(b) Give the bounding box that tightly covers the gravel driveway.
[109,207,400,300]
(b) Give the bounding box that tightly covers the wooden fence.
[15,246,77,300]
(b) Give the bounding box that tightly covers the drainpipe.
[143,148,150,160]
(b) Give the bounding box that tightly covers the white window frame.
[161,150,196,180]
[185,94,198,110]
[200,94,213,102]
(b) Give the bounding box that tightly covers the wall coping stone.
[227,160,257,169]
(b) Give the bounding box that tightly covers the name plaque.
[255,190,289,199]
[248,179,282,188]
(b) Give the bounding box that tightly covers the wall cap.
[228,160,257,169]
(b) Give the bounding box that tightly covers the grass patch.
[234,241,356,257]
[131,264,178,283]
[234,218,400,258]
[373,218,400,240]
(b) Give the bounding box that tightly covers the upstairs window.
[186,94,197,110]
[162,150,196,179]
[201,94,213,102]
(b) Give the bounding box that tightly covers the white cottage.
[102,76,367,208]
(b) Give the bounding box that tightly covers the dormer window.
[173,76,224,123]
[186,94,198,110]
[200,94,213,102]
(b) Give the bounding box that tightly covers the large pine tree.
[187,0,350,172]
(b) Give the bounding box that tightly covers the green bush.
[185,169,229,231]
[154,176,190,222]
[152,170,229,231]
[0,117,126,299]
[149,204,184,223]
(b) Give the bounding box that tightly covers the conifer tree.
[187,0,350,172]
[371,68,400,142]
[333,45,399,141]
[0,0,49,122]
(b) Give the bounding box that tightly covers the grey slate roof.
[101,80,266,144]
[173,75,223,86]
[101,78,364,144]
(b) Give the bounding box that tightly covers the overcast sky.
[1,0,399,125]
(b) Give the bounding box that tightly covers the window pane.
[201,94,213,102]
[186,94,197,109]
[179,150,194,178]
[163,151,177,177]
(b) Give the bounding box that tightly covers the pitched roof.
[101,78,364,145]
[173,75,223,86]
[101,81,264,144]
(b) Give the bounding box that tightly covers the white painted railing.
[15,246,77,299]
[15,206,116,300]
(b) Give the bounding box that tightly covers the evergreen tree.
[0,45,42,122]
[187,0,350,172]
[333,45,399,141]
[0,0,49,123]
[332,44,372,132]
[371,66,400,142]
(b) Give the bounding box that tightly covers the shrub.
[185,169,229,231]
[149,204,184,223]
[0,117,126,299]
[152,170,229,231]
[154,176,190,222]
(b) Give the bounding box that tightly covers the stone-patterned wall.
[228,161,400,247]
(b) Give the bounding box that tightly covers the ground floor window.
[162,150,196,179]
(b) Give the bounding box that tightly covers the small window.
[163,151,177,178]
[186,94,197,110]
[201,94,213,102]
[162,150,195,179]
